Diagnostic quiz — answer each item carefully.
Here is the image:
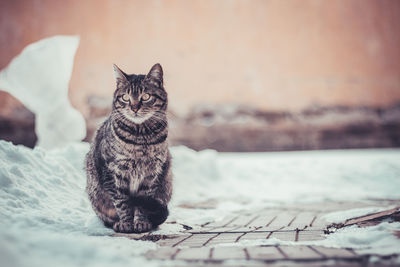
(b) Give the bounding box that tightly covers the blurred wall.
[1,0,400,116]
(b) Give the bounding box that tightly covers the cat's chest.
[107,146,164,193]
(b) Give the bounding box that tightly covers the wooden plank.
[344,206,400,227]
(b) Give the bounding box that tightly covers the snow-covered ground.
[0,36,85,149]
[0,140,399,267]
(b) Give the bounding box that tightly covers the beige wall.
[1,0,399,116]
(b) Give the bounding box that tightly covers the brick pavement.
[114,200,400,266]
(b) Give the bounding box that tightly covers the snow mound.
[0,36,86,149]
[321,222,400,255]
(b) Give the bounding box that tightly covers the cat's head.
[112,63,167,124]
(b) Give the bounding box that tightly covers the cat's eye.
[141,93,151,101]
[121,94,130,102]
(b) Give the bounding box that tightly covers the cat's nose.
[131,106,139,113]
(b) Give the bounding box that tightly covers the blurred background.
[0,0,399,151]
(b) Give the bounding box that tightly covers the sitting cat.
[85,63,172,233]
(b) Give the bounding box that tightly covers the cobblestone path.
[114,200,400,266]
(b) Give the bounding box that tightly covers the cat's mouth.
[124,110,153,124]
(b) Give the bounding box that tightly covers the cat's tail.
[129,196,169,227]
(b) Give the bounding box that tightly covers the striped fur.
[85,64,172,233]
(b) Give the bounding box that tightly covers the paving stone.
[238,232,269,241]
[311,246,357,258]
[178,233,218,247]
[247,211,280,228]
[205,233,243,246]
[206,239,239,246]
[206,226,240,233]
[145,247,179,260]
[134,202,400,266]
[297,230,325,241]
[285,212,316,230]
[212,246,247,260]
[230,226,260,232]
[269,231,296,241]
[226,214,259,227]
[212,233,243,240]
[247,246,285,260]
[156,234,192,246]
[307,214,330,230]
[257,212,297,231]
[205,215,238,228]
[279,245,323,259]
[174,247,211,260]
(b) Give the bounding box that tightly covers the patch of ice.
[0,36,86,149]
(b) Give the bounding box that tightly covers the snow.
[0,141,156,267]
[320,222,400,255]
[216,149,400,203]
[1,140,399,266]
[169,148,400,226]
[0,36,86,149]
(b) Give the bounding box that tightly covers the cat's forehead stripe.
[127,75,147,97]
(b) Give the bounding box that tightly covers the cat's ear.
[145,63,163,87]
[113,64,128,82]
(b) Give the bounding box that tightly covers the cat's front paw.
[133,220,152,233]
[113,221,134,233]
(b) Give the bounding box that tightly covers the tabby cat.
[85,63,172,233]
